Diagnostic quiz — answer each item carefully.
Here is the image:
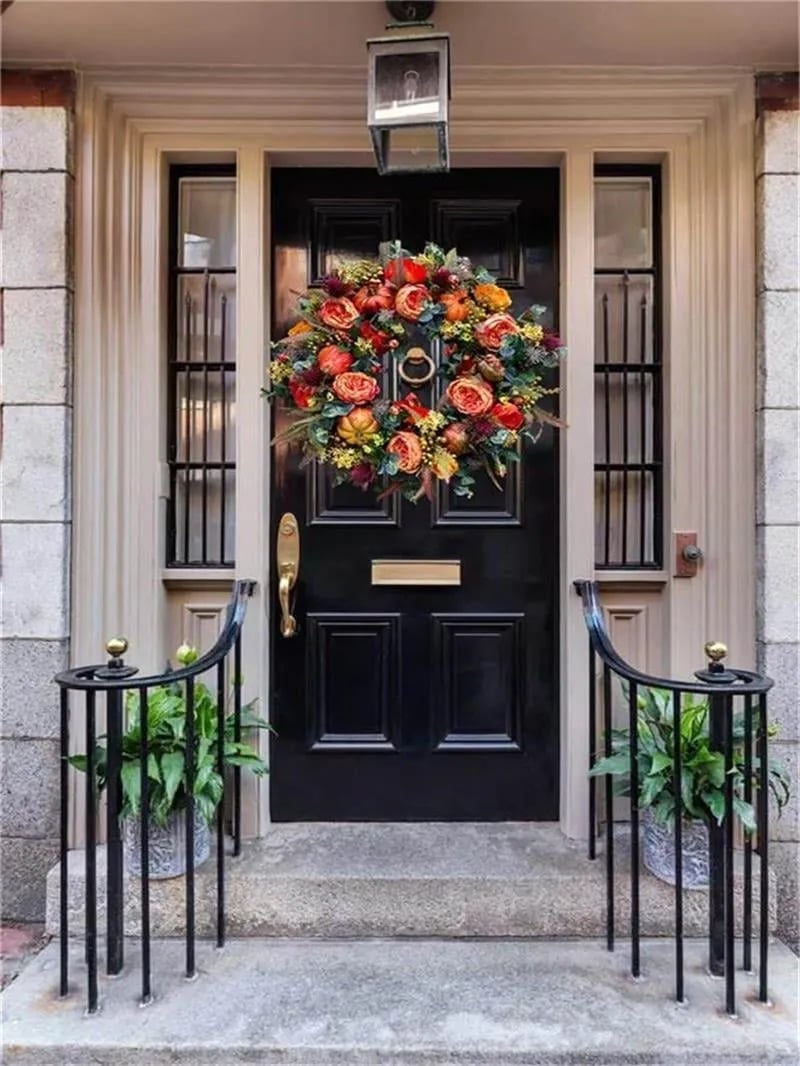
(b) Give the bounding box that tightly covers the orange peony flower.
[475,312,519,351]
[387,431,424,474]
[318,297,359,332]
[474,283,512,312]
[288,320,313,336]
[490,401,524,431]
[395,284,431,322]
[439,290,470,322]
[333,371,379,405]
[430,447,459,481]
[337,407,378,445]
[446,376,494,417]
[317,345,353,376]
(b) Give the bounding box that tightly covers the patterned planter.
[641,808,709,889]
[124,810,210,880]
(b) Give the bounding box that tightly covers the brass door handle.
[276,513,300,638]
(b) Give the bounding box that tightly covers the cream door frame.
[70,66,755,843]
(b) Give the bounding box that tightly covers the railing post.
[95,639,138,980]
[696,642,736,981]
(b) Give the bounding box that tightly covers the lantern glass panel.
[382,125,443,172]
[374,51,442,124]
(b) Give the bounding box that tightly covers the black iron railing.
[55,580,256,1013]
[575,579,773,1016]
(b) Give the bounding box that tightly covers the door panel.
[270,168,559,821]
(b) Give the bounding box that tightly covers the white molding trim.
[70,65,756,844]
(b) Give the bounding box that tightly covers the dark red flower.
[542,330,563,351]
[394,393,430,425]
[470,418,493,440]
[384,257,428,285]
[350,463,376,490]
[322,274,352,297]
[289,380,317,409]
[301,365,324,386]
[432,267,454,289]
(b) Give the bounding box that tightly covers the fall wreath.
[267,242,565,500]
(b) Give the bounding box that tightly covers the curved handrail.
[55,579,256,691]
[574,579,772,696]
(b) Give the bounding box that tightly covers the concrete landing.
[3,938,798,1064]
[48,822,774,939]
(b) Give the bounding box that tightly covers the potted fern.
[589,687,790,887]
[71,645,270,879]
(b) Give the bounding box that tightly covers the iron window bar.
[55,580,256,1013]
[576,579,773,1016]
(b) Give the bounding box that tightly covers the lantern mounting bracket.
[385,1,435,23]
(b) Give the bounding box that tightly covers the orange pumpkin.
[337,407,378,445]
[439,290,470,322]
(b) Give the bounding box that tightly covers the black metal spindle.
[185,675,196,979]
[84,690,98,1014]
[603,663,615,952]
[105,689,124,976]
[201,271,210,564]
[233,636,242,857]
[757,692,769,1003]
[708,692,726,978]
[672,689,685,1003]
[219,292,228,565]
[620,272,630,565]
[588,640,597,860]
[139,688,152,1005]
[723,695,736,1016]
[216,660,226,948]
[638,295,648,565]
[602,291,611,565]
[59,687,69,997]
[183,292,193,564]
[743,693,753,971]
[628,679,640,977]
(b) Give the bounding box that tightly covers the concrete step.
[47,823,774,939]
[3,937,797,1064]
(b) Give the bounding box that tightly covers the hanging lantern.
[367,28,451,175]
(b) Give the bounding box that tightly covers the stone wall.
[0,71,75,920]
[755,73,800,948]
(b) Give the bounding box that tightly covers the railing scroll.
[575,579,774,1017]
[55,579,256,1013]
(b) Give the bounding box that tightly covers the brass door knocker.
[398,346,436,388]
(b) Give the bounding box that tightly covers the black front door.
[270,168,559,821]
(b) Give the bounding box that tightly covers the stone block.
[0,738,60,838]
[0,107,70,172]
[757,525,800,644]
[1,289,71,405]
[757,409,800,524]
[757,173,800,292]
[0,522,70,639]
[0,171,70,289]
[758,110,800,177]
[758,290,800,410]
[0,638,68,739]
[758,641,800,741]
[1,405,71,522]
[771,840,799,949]
[770,741,800,843]
[0,836,58,921]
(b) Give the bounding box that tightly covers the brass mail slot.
[371,559,461,586]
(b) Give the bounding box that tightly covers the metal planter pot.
[641,808,709,888]
[124,810,211,879]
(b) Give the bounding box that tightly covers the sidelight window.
[593,166,663,569]
[167,165,237,567]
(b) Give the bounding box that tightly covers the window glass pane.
[177,274,237,363]
[179,177,236,268]
[174,467,235,566]
[594,178,652,269]
[594,275,654,365]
